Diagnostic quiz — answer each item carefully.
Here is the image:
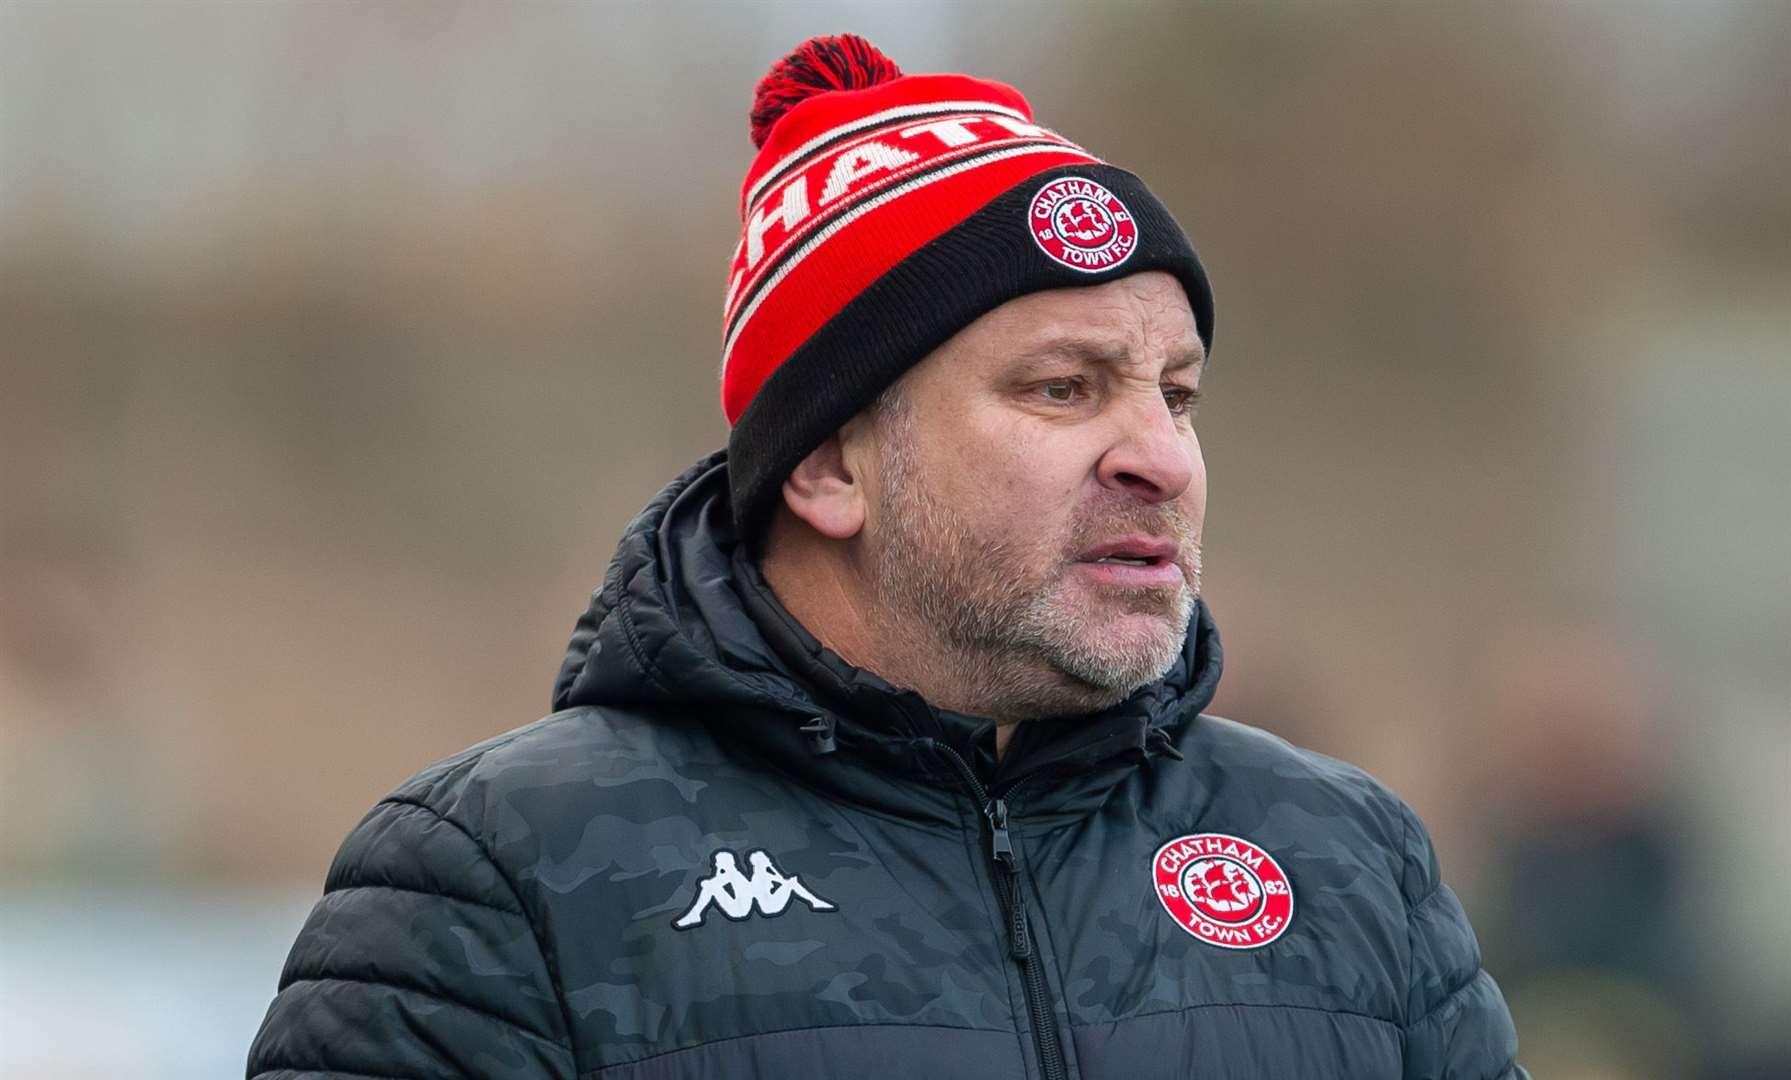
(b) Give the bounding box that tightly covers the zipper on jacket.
[931,742,1068,1080]
[988,800,1031,959]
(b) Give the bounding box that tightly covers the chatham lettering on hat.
[745,179,810,268]
[897,113,1052,149]
[821,142,922,203]
[729,109,1082,300]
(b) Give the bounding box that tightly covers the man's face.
[860,270,1207,717]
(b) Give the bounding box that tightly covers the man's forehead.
[1005,330,1207,376]
[983,273,1204,366]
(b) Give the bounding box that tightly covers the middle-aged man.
[250,34,1525,1080]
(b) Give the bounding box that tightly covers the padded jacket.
[248,452,1525,1079]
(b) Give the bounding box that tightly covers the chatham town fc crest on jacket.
[1153,832,1295,949]
[672,848,837,929]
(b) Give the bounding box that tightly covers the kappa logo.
[672,848,838,930]
[1152,832,1294,950]
[1027,176,1139,273]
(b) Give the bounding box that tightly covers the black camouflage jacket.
[248,452,1525,1079]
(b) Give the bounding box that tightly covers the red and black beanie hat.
[723,34,1214,539]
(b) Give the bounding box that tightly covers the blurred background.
[2,1,1786,1076]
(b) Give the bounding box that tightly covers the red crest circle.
[1027,176,1139,273]
[1152,833,1294,950]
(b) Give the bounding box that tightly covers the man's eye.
[1041,379,1079,402]
[1164,387,1202,416]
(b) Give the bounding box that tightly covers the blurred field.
[2,2,1787,1076]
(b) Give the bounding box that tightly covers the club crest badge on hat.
[1152,832,1294,949]
[1028,176,1139,273]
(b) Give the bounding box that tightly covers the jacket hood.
[552,450,1224,807]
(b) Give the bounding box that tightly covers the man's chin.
[1040,611,1189,696]
[1072,578,1194,625]
[1064,562,1192,607]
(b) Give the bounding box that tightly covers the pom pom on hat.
[749,33,904,148]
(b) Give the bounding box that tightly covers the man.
[249,34,1525,1079]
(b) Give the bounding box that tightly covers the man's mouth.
[1077,536,1180,567]
[1073,536,1185,586]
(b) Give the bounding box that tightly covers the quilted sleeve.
[246,797,577,1079]
[1398,802,1528,1080]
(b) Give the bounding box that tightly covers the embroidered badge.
[1027,175,1139,273]
[672,848,837,930]
[1152,832,1294,949]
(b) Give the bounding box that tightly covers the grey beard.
[869,402,1197,719]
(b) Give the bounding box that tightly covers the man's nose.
[1095,392,1197,503]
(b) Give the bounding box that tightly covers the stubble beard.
[868,405,1200,720]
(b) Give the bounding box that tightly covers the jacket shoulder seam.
[379,795,580,1063]
[1408,876,1448,916]
[1400,800,1419,1026]
[1400,799,1437,903]
[1072,998,1400,1032]
[279,971,565,1049]
[322,877,524,919]
[388,709,593,799]
[251,1066,434,1080]
[574,1020,1004,1076]
[1403,964,1489,1032]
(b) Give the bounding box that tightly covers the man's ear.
[782,433,867,540]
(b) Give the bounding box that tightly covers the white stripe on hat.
[726,131,1082,328]
[744,99,1029,213]
[720,142,1098,379]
